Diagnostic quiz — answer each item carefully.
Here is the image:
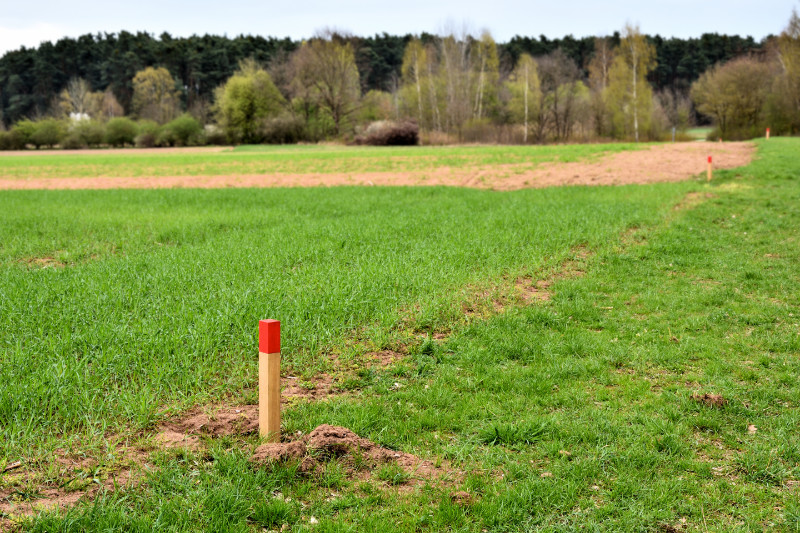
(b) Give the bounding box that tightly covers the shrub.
[0,129,26,150]
[135,120,160,148]
[105,117,138,147]
[61,131,87,149]
[204,124,227,145]
[30,119,66,148]
[62,120,107,149]
[353,120,418,146]
[11,119,38,147]
[75,121,106,147]
[160,114,204,146]
[260,115,306,144]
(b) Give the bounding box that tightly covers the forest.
[0,10,798,147]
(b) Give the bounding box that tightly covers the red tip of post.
[708,156,712,164]
[259,320,280,353]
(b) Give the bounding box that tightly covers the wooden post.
[707,156,712,182]
[259,319,281,442]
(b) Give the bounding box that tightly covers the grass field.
[686,127,714,141]
[1,139,799,531]
[0,143,643,180]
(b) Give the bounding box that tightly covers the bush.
[353,120,418,146]
[160,114,204,146]
[0,129,26,150]
[134,120,160,148]
[204,124,227,146]
[420,130,458,145]
[706,125,763,142]
[11,119,38,147]
[105,117,138,147]
[75,121,106,147]
[62,120,107,149]
[30,119,66,148]
[61,131,87,149]
[259,115,307,144]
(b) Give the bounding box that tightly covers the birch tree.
[58,78,92,117]
[507,53,540,143]
[400,38,428,129]
[606,24,656,141]
[472,31,499,120]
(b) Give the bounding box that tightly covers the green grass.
[3,139,800,531]
[687,127,714,141]
[0,177,684,460]
[0,143,644,180]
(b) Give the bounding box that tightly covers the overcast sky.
[2,0,797,56]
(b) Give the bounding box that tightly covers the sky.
[1,0,797,55]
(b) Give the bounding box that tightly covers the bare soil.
[0,142,755,191]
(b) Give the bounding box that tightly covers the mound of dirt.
[154,376,339,448]
[251,425,447,484]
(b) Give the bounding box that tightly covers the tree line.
[0,16,796,147]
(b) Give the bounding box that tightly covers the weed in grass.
[376,463,410,486]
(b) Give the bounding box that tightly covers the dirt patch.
[0,487,91,524]
[516,245,592,304]
[282,374,336,402]
[0,142,755,191]
[157,405,259,444]
[673,191,716,211]
[691,393,728,408]
[18,256,66,269]
[0,453,136,521]
[251,425,451,487]
[367,350,404,368]
[449,490,475,506]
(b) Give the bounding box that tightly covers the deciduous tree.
[537,50,585,142]
[691,57,772,139]
[214,59,285,144]
[606,24,656,141]
[473,31,499,120]
[400,39,428,130]
[291,32,361,136]
[773,8,800,133]
[131,67,181,124]
[506,53,540,143]
[58,77,92,117]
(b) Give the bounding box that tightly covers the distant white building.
[70,112,90,122]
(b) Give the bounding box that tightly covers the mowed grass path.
[2,139,799,531]
[0,143,641,179]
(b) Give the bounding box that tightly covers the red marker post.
[707,156,713,182]
[766,127,770,140]
[259,319,281,442]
